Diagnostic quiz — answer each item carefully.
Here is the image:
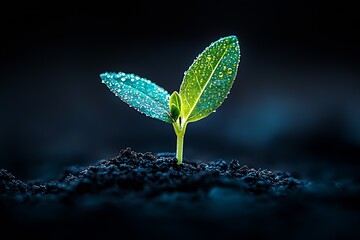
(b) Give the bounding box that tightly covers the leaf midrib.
[182,48,228,122]
[119,80,170,117]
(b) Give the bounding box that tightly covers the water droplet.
[206,55,212,61]
[227,68,233,74]
[218,72,224,78]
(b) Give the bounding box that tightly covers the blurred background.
[0,1,359,181]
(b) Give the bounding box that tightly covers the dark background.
[0,1,359,181]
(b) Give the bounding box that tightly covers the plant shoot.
[100,36,241,164]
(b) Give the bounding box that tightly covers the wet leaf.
[100,72,172,123]
[179,36,240,122]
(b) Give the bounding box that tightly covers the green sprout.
[100,35,241,164]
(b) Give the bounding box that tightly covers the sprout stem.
[176,131,185,164]
[173,121,187,164]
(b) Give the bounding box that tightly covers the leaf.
[169,91,181,121]
[100,72,172,123]
[179,36,240,122]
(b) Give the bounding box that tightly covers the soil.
[1,148,359,240]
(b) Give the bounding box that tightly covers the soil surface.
[1,148,359,240]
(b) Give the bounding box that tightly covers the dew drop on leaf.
[100,72,172,123]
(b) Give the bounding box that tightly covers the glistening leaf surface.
[179,36,240,122]
[100,72,172,123]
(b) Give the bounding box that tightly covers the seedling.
[100,35,240,164]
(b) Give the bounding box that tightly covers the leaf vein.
[120,82,169,112]
[195,74,202,90]
[184,95,191,107]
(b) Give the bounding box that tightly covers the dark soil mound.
[1,148,359,240]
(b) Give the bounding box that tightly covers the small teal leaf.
[100,72,172,123]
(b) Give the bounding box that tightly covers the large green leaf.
[100,72,172,123]
[179,36,240,122]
